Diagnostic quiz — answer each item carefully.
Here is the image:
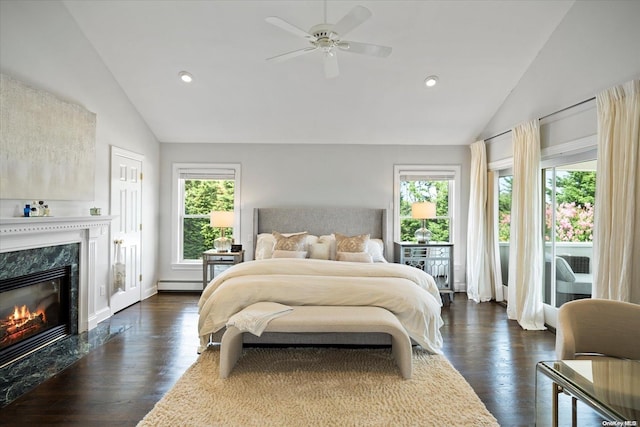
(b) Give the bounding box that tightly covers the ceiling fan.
[265,4,392,79]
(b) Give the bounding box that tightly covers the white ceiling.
[63,0,574,146]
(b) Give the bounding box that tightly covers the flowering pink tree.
[501,202,594,243]
[550,202,594,242]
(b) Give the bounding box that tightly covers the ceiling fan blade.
[266,47,317,63]
[265,16,317,41]
[337,41,392,58]
[323,51,339,79]
[331,5,372,38]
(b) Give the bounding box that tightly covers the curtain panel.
[466,140,492,302]
[594,79,640,303]
[507,120,545,330]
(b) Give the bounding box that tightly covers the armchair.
[556,298,640,360]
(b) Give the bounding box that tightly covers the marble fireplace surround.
[0,216,112,335]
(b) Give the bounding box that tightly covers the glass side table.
[536,359,640,427]
[202,249,244,289]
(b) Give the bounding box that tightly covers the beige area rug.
[138,347,498,427]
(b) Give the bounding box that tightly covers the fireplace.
[0,266,72,366]
[0,243,80,367]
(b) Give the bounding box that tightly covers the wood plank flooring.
[1,293,560,426]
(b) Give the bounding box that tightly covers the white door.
[110,146,143,313]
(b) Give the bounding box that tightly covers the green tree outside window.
[399,180,450,242]
[182,179,235,259]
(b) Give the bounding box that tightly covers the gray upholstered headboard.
[253,207,387,252]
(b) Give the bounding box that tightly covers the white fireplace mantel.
[1,216,113,236]
[1,216,114,332]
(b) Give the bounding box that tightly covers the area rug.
[138,347,498,426]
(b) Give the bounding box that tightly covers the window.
[498,171,513,286]
[394,165,460,245]
[171,163,241,267]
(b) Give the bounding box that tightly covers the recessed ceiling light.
[179,71,193,83]
[424,75,439,87]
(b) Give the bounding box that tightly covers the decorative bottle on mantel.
[23,204,30,217]
[31,201,39,217]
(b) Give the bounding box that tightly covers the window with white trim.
[393,165,460,244]
[171,163,241,266]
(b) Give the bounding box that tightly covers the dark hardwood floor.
[1,293,565,426]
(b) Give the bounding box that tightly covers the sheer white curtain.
[466,140,492,302]
[593,79,640,303]
[507,120,545,330]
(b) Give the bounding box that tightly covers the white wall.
[158,143,470,290]
[480,0,640,145]
[0,1,161,314]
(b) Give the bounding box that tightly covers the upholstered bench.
[219,305,413,379]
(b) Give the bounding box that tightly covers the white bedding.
[198,258,444,354]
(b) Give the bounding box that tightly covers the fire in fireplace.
[0,266,71,367]
[2,304,47,347]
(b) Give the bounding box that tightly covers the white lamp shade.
[411,202,436,219]
[210,211,234,228]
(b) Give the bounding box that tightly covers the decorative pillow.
[319,234,337,260]
[255,233,276,260]
[308,242,330,260]
[273,231,308,252]
[272,250,308,259]
[337,251,373,263]
[335,233,370,253]
[555,257,576,282]
[367,239,386,263]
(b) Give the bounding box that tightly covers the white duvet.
[197,258,444,354]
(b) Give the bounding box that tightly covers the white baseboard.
[157,280,202,292]
[142,284,158,300]
[89,306,112,330]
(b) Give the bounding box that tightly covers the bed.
[197,207,444,355]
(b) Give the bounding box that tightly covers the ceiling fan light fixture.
[424,75,439,87]
[178,71,193,83]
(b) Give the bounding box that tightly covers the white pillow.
[367,239,387,263]
[255,233,276,260]
[309,242,330,260]
[318,234,337,260]
[337,251,373,263]
[272,250,308,259]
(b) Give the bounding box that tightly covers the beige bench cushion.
[220,306,413,379]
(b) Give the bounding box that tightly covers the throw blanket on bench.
[198,258,444,354]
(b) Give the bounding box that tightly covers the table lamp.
[411,202,436,243]
[210,211,234,252]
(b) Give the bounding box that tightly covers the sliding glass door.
[542,157,596,308]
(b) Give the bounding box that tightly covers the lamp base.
[214,236,232,252]
[415,227,432,244]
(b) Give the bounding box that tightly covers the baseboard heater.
[157,280,202,292]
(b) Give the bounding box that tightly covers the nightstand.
[394,242,454,306]
[202,249,244,290]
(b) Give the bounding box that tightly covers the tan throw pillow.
[273,231,308,252]
[335,233,370,253]
[337,251,373,263]
[272,250,307,259]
